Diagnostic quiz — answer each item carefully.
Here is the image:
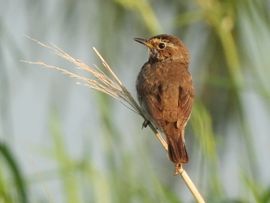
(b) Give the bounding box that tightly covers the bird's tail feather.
[167,136,189,164]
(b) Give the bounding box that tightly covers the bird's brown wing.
[159,68,194,127]
[176,78,194,129]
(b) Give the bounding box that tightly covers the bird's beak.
[134,38,153,49]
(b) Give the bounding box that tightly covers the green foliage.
[115,0,162,34]
[0,143,28,203]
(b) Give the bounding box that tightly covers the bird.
[134,34,194,173]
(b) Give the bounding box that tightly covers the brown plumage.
[135,34,194,172]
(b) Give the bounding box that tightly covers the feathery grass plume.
[23,37,205,203]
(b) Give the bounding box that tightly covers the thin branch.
[178,166,205,203]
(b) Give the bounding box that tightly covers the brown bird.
[135,34,194,173]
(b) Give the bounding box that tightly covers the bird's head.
[134,34,189,63]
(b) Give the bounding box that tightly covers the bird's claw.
[142,120,150,129]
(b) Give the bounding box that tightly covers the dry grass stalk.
[23,37,205,203]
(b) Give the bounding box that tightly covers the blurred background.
[1,0,270,202]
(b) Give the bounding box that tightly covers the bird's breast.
[136,62,164,98]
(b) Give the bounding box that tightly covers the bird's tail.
[167,135,189,164]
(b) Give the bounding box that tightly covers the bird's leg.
[142,119,150,129]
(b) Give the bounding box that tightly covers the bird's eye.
[158,42,166,49]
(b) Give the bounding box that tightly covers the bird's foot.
[174,163,183,176]
[142,120,150,129]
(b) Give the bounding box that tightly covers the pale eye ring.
[158,42,166,49]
